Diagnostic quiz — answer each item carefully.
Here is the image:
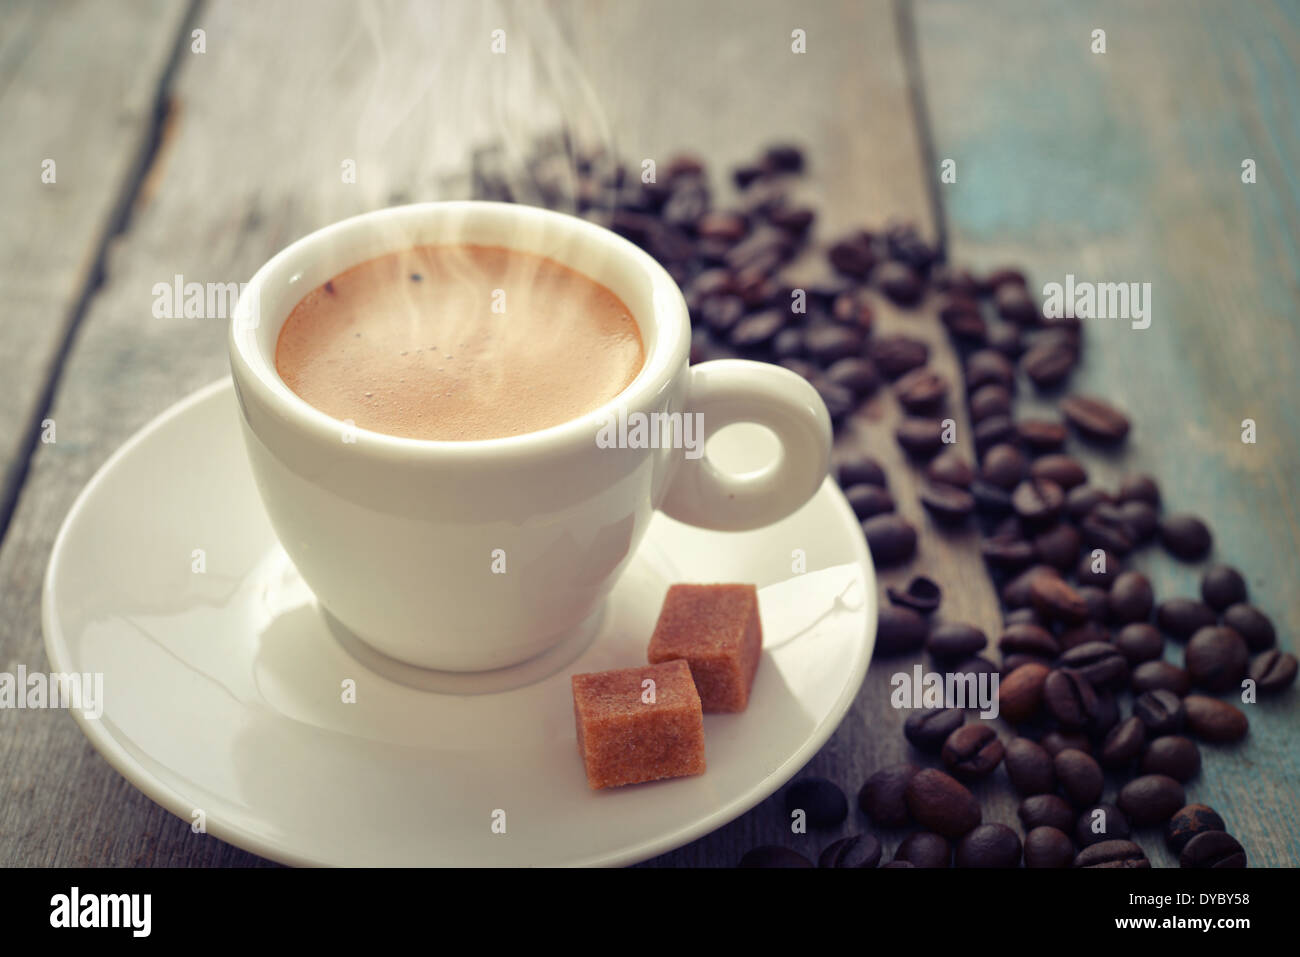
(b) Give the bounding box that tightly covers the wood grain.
[915,0,1300,865]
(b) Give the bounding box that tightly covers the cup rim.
[228,200,689,461]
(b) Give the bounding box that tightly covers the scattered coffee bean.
[970,479,1014,514]
[965,349,1016,391]
[969,384,1012,422]
[1030,575,1088,624]
[1180,830,1246,869]
[805,323,865,364]
[1185,625,1249,692]
[1004,737,1055,795]
[739,846,815,868]
[1099,716,1146,768]
[1130,661,1192,696]
[999,622,1061,657]
[1041,730,1091,756]
[1044,669,1099,729]
[1108,571,1154,624]
[973,414,1017,453]
[814,379,856,420]
[1076,803,1131,847]
[926,623,987,660]
[938,296,986,341]
[994,284,1038,323]
[998,662,1050,723]
[1156,598,1218,641]
[1022,343,1077,389]
[1032,523,1082,571]
[955,823,1022,868]
[876,260,923,304]
[785,777,848,828]
[1118,774,1185,826]
[1019,795,1076,834]
[1142,735,1201,782]
[818,833,882,868]
[846,484,895,519]
[834,448,886,487]
[895,417,947,459]
[904,769,982,837]
[941,724,1005,780]
[1087,691,1120,738]
[1017,418,1068,452]
[858,763,920,827]
[862,514,917,567]
[1054,748,1104,806]
[1201,564,1248,610]
[926,451,975,488]
[981,443,1028,489]
[1134,689,1185,735]
[1159,513,1213,560]
[1066,485,1113,521]
[868,334,929,378]
[1059,394,1130,443]
[1076,586,1111,624]
[987,323,1024,357]
[894,831,952,868]
[1012,478,1065,523]
[1118,500,1159,542]
[1249,649,1298,693]
[1061,641,1129,689]
[1115,623,1164,664]
[1221,603,1276,651]
[876,605,929,656]
[953,655,1000,679]
[1184,695,1249,742]
[1073,840,1149,868]
[824,357,881,395]
[886,576,942,615]
[1029,454,1088,490]
[1061,624,1111,654]
[903,708,965,754]
[1024,826,1074,868]
[920,482,976,523]
[1166,804,1226,853]
[1117,473,1160,506]
[1079,504,1135,555]
[895,367,948,412]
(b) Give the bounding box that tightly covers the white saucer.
[42,379,875,866]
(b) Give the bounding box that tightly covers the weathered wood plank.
[0,0,192,532]
[916,0,1300,865]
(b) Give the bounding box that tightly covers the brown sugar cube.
[571,659,706,790]
[647,583,763,713]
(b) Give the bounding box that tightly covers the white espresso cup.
[228,201,832,672]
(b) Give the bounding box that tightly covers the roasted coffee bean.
[971,479,1014,514]
[1020,795,1076,834]
[1080,504,1135,555]
[876,605,929,656]
[1044,670,1099,729]
[1166,804,1226,853]
[769,205,816,235]
[926,623,987,660]
[953,655,1000,679]
[1073,840,1149,869]
[1060,622,1110,652]
[1200,564,1247,610]
[1041,730,1091,756]
[955,823,1022,868]
[1159,513,1213,560]
[1099,715,1147,768]
[1131,662,1192,698]
[696,210,748,242]
[698,293,746,333]
[1222,603,1276,651]
[1017,417,1068,452]
[982,533,1035,569]
[1023,827,1074,868]
[1250,649,1298,693]
[824,357,881,395]
[1118,774,1185,826]
[858,763,920,826]
[968,384,1012,423]
[965,349,1017,392]
[1066,485,1113,522]
[876,261,924,305]
[1075,548,1120,589]
[1156,598,1218,641]
[1076,586,1111,624]
[818,833,882,868]
[804,323,865,364]
[981,444,1028,490]
[981,267,1027,294]
[895,417,947,458]
[904,769,982,837]
[1022,343,1077,389]
[1002,566,1061,610]
[778,357,818,380]
[1054,748,1104,806]
[941,724,1005,779]
[1116,623,1164,664]
[1076,803,1131,847]
[1012,478,1065,523]
[1030,576,1088,624]
[1032,523,1082,571]
[835,448,887,487]
[932,266,981,297]
[1030,454,1088,490]
[1060,641,1129,689]
[999,622,1061,657]
[771,327,804,359]
[1117,473,1160,506]
[846,484,895,519]
[895,367,947,412]
[1185,626,1249,691]
[1118,501,1159,542]
[894,831,952,868]
[1180,830,1246,869]
[725,226,789,271]
[814,379,856,420]
[739,846,815,868]
[987,323,1024,357]
[1087,691,1120,738]
[1003,652,1051,673]
[994,284,1038,323]
[830,289,875,328]
[920,482,976,523]
[973,415,1018,455]
[1108,571,1154,625]
[925,451,975,489]
[868,334,929,378]
[886,577,942,615]
[1134,689,1185,735]
[1142,736,1201,782]
[863,514,917,566]
[938,296,987,342]
[1004,737,1055,795]
[1059,394,1130,444]
[997,662,1050,723]
[1184,695,1249,742]
[903,710,964,755]
[785,777,849,827]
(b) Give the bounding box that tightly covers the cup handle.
[659,359,833,531]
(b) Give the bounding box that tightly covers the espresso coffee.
[275,244,644,440]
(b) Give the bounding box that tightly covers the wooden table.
[0,0,1295,867]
